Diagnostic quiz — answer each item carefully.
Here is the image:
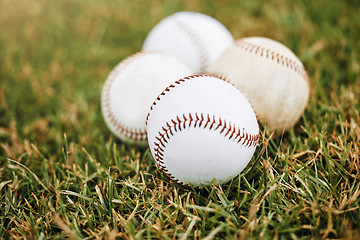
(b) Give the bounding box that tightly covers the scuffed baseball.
[143,11,234,74]
[101,52,194,146]
[146,75,260,187]
[208,37,310,132]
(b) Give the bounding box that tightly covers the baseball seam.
[234,39,310,85]
[146,74,260,186]
[102,51,148,141]
[173,16,209,73]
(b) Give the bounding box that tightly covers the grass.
[0,0,359,239]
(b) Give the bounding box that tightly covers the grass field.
[1,0,360,239]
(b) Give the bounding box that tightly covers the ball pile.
[100,11,310,187]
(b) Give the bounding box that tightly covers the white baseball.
[146,75,259,187]
[101,51,193,146]
[142,11,234,74]
[208,37,310,132]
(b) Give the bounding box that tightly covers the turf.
[0,0,359,239]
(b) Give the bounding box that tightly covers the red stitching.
[234,39,310,85]
[145,74,209,126]
[102,52,148,141]
[152,113,259,186]
[146,74,259,186]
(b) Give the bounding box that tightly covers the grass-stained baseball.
[1,0,359,239]
[208,37,310,133]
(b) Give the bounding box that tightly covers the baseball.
[208,37,310,133]
[101,51,193,146]
[142,11,234,74]
[146,75,260,187]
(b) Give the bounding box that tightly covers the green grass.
[1,0,360,239]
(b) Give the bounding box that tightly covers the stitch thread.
[153,113,259,186]
[234,39,310,85]
[146,74,260,186]
[102,52,148,140]
[146,75,208,125]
